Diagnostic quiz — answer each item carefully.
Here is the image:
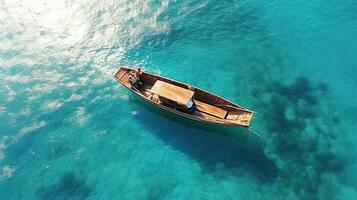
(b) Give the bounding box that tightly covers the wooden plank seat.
[150,80,194,105]
[193,100,227,119]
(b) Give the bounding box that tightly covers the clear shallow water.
[0,0,356,199]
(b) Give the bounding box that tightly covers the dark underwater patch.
[36,172,92,200]
[251,76,347,199]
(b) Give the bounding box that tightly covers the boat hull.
[130,92,248,138]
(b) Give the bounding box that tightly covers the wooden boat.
[113,67,254,127]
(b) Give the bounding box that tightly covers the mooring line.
[249,127,266,140]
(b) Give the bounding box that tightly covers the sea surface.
[1,0,357,199]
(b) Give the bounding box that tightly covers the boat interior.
[114,68,253,126]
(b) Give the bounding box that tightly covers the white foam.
[180,3,208,18]
[68,93,84,101]
[0,106,5,115]
[0,165,16,180]
[0,74,31,84]
[65,81,77,88]
[13,121,46,142]
[0,137,8,161]
[90,94,113,103]
[74,106,89,125]
[119,93,129,101]
[131,110,139,115]
[41,100,63,111]
[4,85,16,101]
[19,108,32,116]
[94,130,107,139]
[29,83,59,93]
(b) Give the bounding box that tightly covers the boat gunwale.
[125,67,253,112]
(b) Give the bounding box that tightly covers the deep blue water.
[1,0,357,199]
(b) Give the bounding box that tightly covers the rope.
[249,127,266,141]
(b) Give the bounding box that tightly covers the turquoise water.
[1,0,357,199]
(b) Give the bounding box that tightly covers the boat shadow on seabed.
[131,95,278,183]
